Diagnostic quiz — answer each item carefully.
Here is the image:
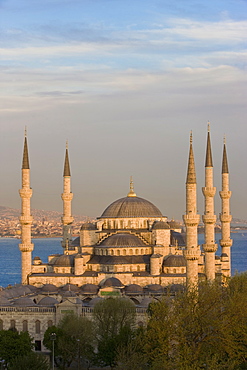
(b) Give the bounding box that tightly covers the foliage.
[43,314,95,369]
[8,352,50,370]
[93,297,136,367]
[0,329,33,368]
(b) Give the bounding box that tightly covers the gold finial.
[207,121,210,132]
[224,135,226,145]
[24,126,27,137]
[127,176,136,197]
[190,130,193,144]
[66,140,68,150]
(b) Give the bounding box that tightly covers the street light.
[50,332,56,370]
[76,338,80,370]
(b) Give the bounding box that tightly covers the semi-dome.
[100,196,163,218]
[38,297,59,306]
[152,221,170,229]
[81,284,99,294]
[163,255,186,267]
[101,233,145,247]
[52,255,75,267]
[100,277,123,288]
[124,284,143,294]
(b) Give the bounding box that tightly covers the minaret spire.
[183,131,200,289]
[202,124,217,281]
[19,129,34,284]
[61,142,74,251]
[220,137,232,278]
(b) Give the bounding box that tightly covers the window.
[48,320,53,328]
[35,320,41,334]
[130,249,133,255]
[123,249,126,256]
[10,320,15,330]
[35,340,41,351]
[23,320,28,332]
[135,249,138,255]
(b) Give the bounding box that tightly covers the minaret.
[61,141,74,251]
[202,124,217,281]
[219,137,232,277]
[19,129,34,284]
[183,132,200,289]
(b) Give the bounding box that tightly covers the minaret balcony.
[62,216,74,225]
[219,214,232,223]
[183,247,200,260]
[202,243,217,253]
[19,215,33,224]
[202,187,216,197]
[61,193,73,201]
[19,188,32,198]
[202,214,216,224]
[183,214,200,227]
[219,239,232,248]
[19,243,34,252]
[219,191,231,199]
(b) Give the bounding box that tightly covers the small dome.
[100,196,163,218]
[163,255,186,267]
[145,284,163,293]
[168,220,182,229]
[38,297,59,306]
[139,297,153,307]
[152,221,170,230]
[100,277,123,288]
[81,284,99,294]
[40,284,59,293]
[62,291,77,297]
[60,284,79,292]
[53,255,75,267]
[101,233,145,247]
[33,256,41,260]
[81,222,97,230]
[88,297,103,307]
[124,284,143,294]
[221,253,228,257]
[12,297,36,306]
[166,284,185,294]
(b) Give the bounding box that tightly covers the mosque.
[0,126,232,352]
[19,126,232,289]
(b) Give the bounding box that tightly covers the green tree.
[0,329,33,368]
[93,297,136,367]
[8,352,50,370]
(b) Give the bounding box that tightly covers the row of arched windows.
[102,220,149,230]
[0,319,53,333]
[96,248,150,256]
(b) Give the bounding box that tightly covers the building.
[0,125,232,352]
[19,125,232,289]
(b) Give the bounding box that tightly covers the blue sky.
[0,0,246,220]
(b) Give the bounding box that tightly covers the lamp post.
[76,338,80,370]
[50,332,56,370]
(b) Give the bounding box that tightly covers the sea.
[0,232,246,287]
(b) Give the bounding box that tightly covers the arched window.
[145,248,149,254]
[130,249,133,255]
[173,269,176,274]
[48,320,53,328]
[135,249,138,255]
[35,320,41,334]
[23,320,28,332]
[137,265,140,271]
[117,250,120,256]
[10,320,15,330]
[0,319,3,330]
[123,249,126,256]
[111,249,114,255]
[141,249,144,254]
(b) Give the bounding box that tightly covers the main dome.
[100,196,163,218]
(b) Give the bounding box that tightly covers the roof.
[100,233,145,247]
[152,221,170,230]
[99,277,123,288]
[81,284,99,294]
[124,284,143,294]
[100,196,163,218]
[88,255,149,265]
[163,254,186,267]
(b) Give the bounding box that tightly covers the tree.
[0,329,33,368]
[43,314,95,369]
[93,297,136,367]
[8,352,50,370]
